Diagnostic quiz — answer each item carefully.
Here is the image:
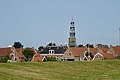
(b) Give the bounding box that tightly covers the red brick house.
[63,48,86,61]
[79,48,98,61]
[0,47,26,62]
[93,53,114,60]
[10,48,26,62]
[31,50,46,62]
[63,47,115,61]
[110,46,120,58]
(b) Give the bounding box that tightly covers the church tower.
[68,17,76,47]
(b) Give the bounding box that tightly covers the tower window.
[70,27,75,31]
[70,33,75,37]
[71,22,74,25]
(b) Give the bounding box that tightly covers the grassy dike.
[0,60,120,80]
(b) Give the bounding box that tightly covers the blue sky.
[0,0,120,48]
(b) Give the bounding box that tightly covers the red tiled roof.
[102,53,114,59]
[101,48,109,53]
[112,46,120,55]
[0,48,12,57]
[69,48,86,56]
[31,53,43,62]
[0,47,26,59]
[16,50,26,59]
[89,48,98,55]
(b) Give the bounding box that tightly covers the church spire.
[70,17,74,26]
[69,17,75,38]
[68,17,76,47]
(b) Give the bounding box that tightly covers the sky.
[0,0,120,48]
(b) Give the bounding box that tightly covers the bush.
[47,57,57,61]
[0,55,11,63]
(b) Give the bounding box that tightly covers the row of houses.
[40,46,120,61]
[63,47,113,61]
[0,45,120,62]
[0,47,45,62]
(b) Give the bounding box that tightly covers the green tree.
[47,42,56,46]
[47,42,52,46]
[38,46,44,51]
[22,48,34,61]
[53,43,56,46]
[0,55,11,63]
[13,42,23,48]
[78,44,83,47]
[85,44,94,48]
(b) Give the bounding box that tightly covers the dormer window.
[49,50,55,54]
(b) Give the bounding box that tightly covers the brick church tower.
[68,17,76,47]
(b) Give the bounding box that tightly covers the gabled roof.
[89,48,98,55]
[93,52,114,60]
[93,53,103,60]
[112,46,120,55]
[65,47,98,57]
[0,48,12,57]
[69,47,86,56]
[16,48,26,59]
[31,53,44,62]
[0,47,26,59]
[102,53,114,59]
[101,48,109,53]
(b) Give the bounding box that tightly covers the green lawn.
[0,60,120,80]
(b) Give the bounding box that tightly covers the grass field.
[0,60,120,80]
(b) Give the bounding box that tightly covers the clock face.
[70,41,75,46]
[69,38,76,47]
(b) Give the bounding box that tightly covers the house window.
[69,53,71,56]
[96,56,101,59]
[49,50,55,54]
